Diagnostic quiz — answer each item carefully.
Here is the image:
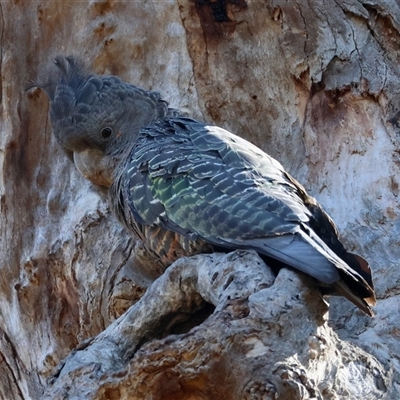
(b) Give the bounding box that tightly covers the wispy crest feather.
[26,56,91,100]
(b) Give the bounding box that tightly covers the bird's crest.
[26,56,91,101]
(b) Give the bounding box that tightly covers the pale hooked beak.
[73,149,114,187]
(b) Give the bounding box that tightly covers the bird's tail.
[301,228,376,315]
[243,228,375,315]
[320,250,376,316]
[323,280,375,316]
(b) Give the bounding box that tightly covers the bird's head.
[30,56,169,187]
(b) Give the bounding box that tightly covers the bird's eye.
[101,127,113,139]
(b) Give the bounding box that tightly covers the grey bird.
[30,56,376,315]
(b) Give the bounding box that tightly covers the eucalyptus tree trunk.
[1,1,399,399]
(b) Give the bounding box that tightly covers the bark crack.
[364,8,387,53]
[295,0,309,56]
[0,330,26,400]
[347,17,363,81]
[34,100,50,206]
[106,237,135,297]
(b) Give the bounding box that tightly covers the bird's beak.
[73,149,114,187]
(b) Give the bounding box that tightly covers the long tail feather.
[331,280,374,316]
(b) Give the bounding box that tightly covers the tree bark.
[1,1,399,399]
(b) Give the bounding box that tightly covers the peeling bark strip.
[42,251,388,399]
[1,0,400,399]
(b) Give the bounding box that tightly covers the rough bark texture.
[0,0,399,399]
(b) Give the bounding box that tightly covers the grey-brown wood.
[0,1,399,398]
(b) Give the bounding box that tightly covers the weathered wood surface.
[0,1,399,398]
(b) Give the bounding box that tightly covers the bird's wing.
[126,118,310,234]
[114,117,353,284]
